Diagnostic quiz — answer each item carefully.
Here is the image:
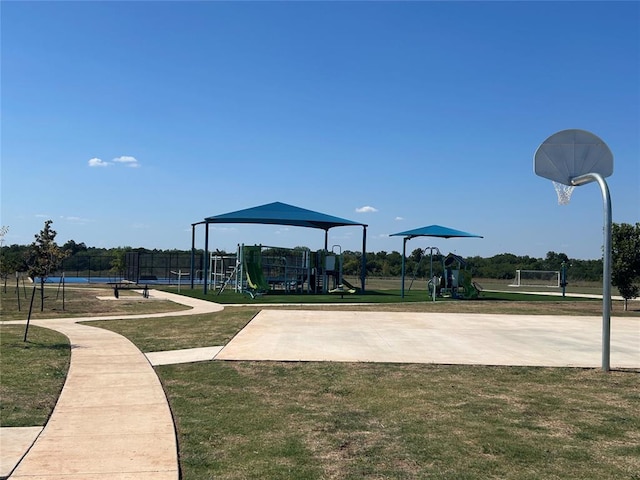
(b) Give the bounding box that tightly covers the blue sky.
[2,1,638,260]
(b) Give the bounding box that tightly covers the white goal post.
[510,270,560,288]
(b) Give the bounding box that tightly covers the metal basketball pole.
[571,172,612,372]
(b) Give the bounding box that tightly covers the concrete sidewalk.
[2,290,223,480]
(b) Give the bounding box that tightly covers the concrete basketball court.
[215,309,640,369]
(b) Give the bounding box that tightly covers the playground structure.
[212,244,356,298]
[440,253,481,300]
[192,202,368,295]
[390,224,483,299]
[411,251,481,301]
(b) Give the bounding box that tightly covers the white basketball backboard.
[534,129,613,186]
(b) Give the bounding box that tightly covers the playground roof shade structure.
[390,225,484,240]
[192,201,368,293]
[390,225,483,298]
[204,201,365,231]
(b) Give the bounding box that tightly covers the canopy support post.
[401,237,407,298]
[190,224,196,289]
[203,222,210,295]
[361,225,367,292]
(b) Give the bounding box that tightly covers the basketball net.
[553,181,575,205]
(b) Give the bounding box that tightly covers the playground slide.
[335,278,358,293]
[459,271,479,299]
[244,261,270,297]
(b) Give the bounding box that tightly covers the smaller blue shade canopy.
[390,224,482,298]
[390,225,483,240]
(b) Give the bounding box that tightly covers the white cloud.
[355,205,378,213]
[113,155,140,168]
[60,215,93,224]
[89,155,141,168]
[395,216,404,221]
[88,157,110,167]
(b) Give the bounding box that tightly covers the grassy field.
[346,276,621,297]
[1,283,638,479]
[161,362,639,480]
[0,283,188,322]
[163,283,638,318]
[0,325,70,426]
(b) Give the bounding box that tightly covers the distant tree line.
[0,240,604,282]
[2,221,639,308]
[340,250,603,282]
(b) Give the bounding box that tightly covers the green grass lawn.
[0,325,70,426]
[162,286,637,318]
[161,361,640,479]
[1,283,638,479]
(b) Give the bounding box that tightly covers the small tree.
[26,220,68,311]
[611,222,640,311]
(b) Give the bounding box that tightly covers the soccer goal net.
[510,270,560,288]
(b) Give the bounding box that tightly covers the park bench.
[108,280,150,298]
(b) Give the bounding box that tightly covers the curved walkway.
[2,290,222,480]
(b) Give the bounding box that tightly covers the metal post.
[429,249,433,281]
[400,237,407,298]
[571,172,612,372]
[360,225,367,292]
[190,224,196,289]
[203,222,210,295]
[427,247,440,302]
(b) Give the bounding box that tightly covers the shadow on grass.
[4,337,70,351]
[22,341,70,350]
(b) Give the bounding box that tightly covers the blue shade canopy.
[390,225,482,298]
[390,225,483,240]
[196,201,369,294]
[205,201,366,230]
